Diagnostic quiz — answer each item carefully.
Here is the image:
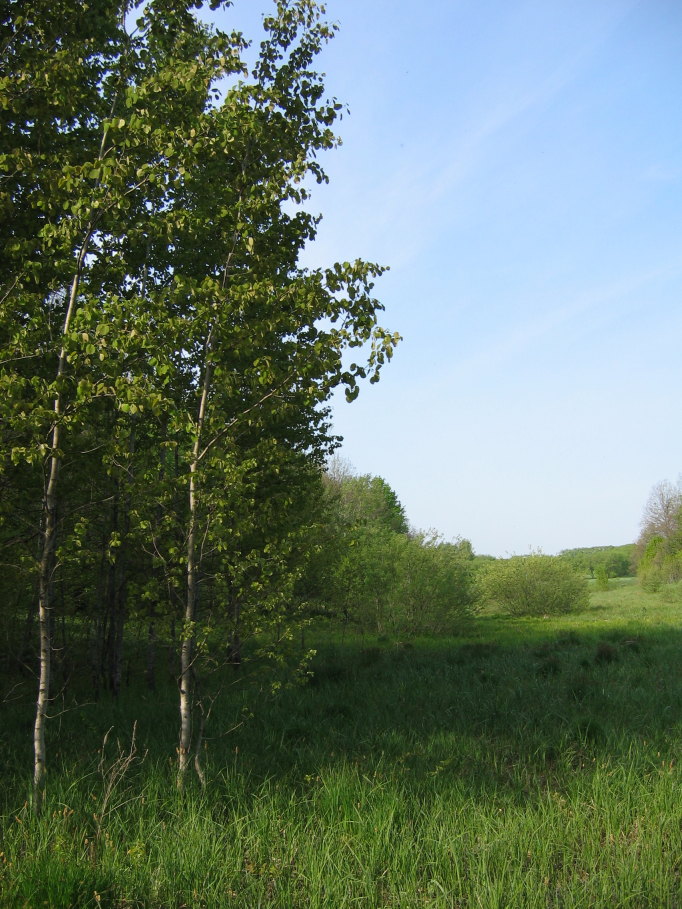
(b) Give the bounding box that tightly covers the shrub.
[478,553,589,616]
[637,535,682,591]
[390,532,476,635]
[595,563,610,591]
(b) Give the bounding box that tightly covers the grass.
[2,580,682,907]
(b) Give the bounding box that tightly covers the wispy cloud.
[304,0,638,273]
[447,258,682,383]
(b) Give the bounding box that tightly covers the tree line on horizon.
[557,544,635,580]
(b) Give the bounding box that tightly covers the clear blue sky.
[215,0,682,556]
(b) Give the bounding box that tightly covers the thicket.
[638,535,682,591]
[0,0,478,811]
[300,467,477,636]
[478,553,590,616]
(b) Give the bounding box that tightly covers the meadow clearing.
[2,578,681,908]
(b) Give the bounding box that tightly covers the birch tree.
[163,2,398,784]
[1,0,245,810]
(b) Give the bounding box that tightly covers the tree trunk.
[30,80,120,807]
[89,614,103,701]
[34,454,57,813]
[104,546,128,697]
[19,593,37,672]
[33,252,88,814]
[107,580,126,697]
[178,345,212,787]
[177,465,197,783]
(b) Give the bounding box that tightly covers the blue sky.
[216,0,682,556]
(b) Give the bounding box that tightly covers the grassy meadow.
[2,579,682,907]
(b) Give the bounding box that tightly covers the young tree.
[1,0,146,812]
[595,563,610,591]
[159,3,398,785]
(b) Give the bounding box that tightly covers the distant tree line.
[558,545,635,580]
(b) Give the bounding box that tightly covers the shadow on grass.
[197,619,682,801]
[3,616,682,809]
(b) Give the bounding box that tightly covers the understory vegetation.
[2,580,682,907]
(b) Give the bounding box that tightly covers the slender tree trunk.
[34,461,56,812]
[178,345,213,787]
[112,431,134,694]
[103,492,119,694]
[33,246,89,813]
[103,491,129,697]
[89,614,103,701]
[108,579,126,697]
[178,466,197,782]
[32,88,122,807]
[177,233,240,784]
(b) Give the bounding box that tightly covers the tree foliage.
[635,479,682,590]
[303,468,476,635]
[333,473,409,535]
[558,545,634,579]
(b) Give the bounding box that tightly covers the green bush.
[479,553,589,616]
[637,535,682,592]
[390,533,476,635]
[595,564,610,591]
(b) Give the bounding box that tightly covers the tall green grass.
[2,581,682,907]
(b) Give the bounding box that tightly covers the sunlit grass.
[2,582,682,907]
